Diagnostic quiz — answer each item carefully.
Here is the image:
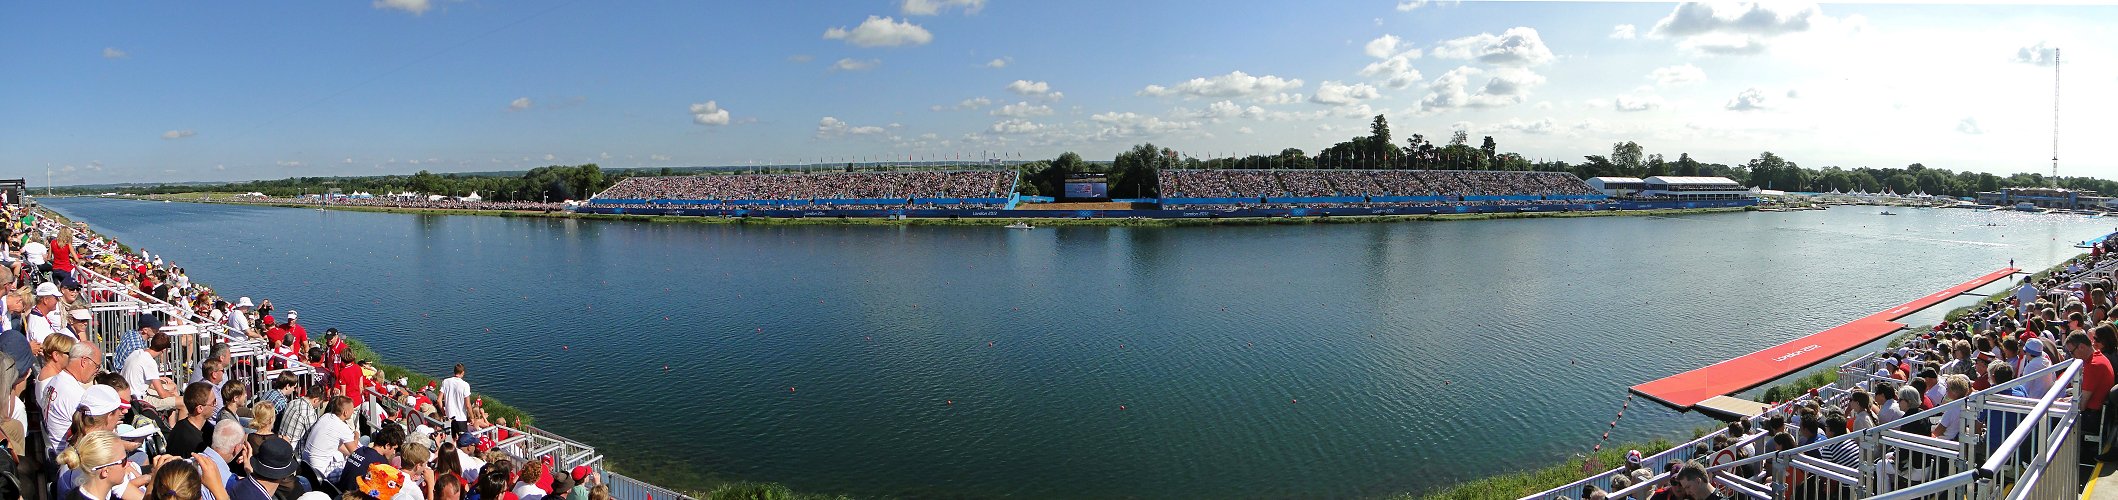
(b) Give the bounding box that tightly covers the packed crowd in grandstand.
[591,171,1014,203]
[1542,239,2118,499]
[1155,169,1604,200]
[249,198,567,212]
[0,204,611,500]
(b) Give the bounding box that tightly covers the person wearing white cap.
[2021,338,2055,397]
[65,308,91,339]
[26,282,68,345]
[226,297,254,338]
[43,342,98,460]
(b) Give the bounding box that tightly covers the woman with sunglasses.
[56,430,126,500]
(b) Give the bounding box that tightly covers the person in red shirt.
[265,321,289,346]
[286,311,309,349]
[2066,332,2115,462]
[337,351,369,408]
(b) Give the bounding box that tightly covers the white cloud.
[816,117,888,139]
[1254,93,1306,105]
[831,58,880,72]
[1004,80,1063,101]
[101,47,127,59]
[509,97,532,111]
[989,119,1044,134]
[1652,2,1820,38]
[1432,27,1554,66]
[1238,126,1255,134]
[1650,2,1824,56]
[945,96,993,111]
[1365,34,1405,59]
[1611,24,1637,40]
[823,16,933,48]
[1089,112,1199,141]
[1360,54,1424,89]
[1614,94,1664,112]
[2013,41,2054,66]
[372,0,431,15]
[1395,0,1428,11]
[543,154,557,162]
[1419,66,1545,112]
[1196,100,1267,120]
[1493,117,1560,135]
[1311,81,1381,106]
[689,101,731,126]
[1725,87,1770,111]
[1649,64,1706,86]
[985,57,1010,68]
[991,102,1054,117]
[1138,71,1305,99]
[160,130,196,140]
[902,0,985,16]
[1957,117,1984,135]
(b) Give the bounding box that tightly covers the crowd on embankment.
[1532,240,2118,500]
[0,203,619,500]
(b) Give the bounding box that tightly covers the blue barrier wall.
[581,198,1753,219]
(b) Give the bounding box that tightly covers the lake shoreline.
[126,195,1755,226]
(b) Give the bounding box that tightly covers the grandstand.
[590,170,1017,208]
[1155,169,1607,208]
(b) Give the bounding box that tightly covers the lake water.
[40,197,2114,498]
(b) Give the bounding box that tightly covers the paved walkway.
[2090,461,2118,500]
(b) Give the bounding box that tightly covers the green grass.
[1402,438,1679,500]
[1757,367,1840,405]
[334,335,535,427]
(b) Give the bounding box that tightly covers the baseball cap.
[80,385,125,416]
[33,283,58,298]
[58,280,80,291]
[68,309,89,321]
[571,466,593,482]
[2026,338,2046,357]
[137,314,162,330]
[116,422,159,439]
[1625,449,1643,466]
[287,311,297,321]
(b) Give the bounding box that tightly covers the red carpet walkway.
[1630,267,2019,412]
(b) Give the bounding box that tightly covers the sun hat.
[250,436,299,481]
[237,297,254,308]
[80,385,125,416]
[33,283,59,298]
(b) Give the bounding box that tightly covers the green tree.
[1611,142,1645,177]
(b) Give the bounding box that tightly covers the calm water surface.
[41,198,2114,498]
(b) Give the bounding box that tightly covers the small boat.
[1879,210,1896,215]
[1004,222,1033,229]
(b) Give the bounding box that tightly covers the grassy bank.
[1406,436,1691,500]
[132,194,1752,227]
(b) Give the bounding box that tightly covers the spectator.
[167,382,216,457]
[121,330,179,412]
[203,418,245,487]
[231,435,299,500]
[441,365,473,438]
[341,422,404,495]
[278,383,326,453]
[41,337,96,460]
[303,396,359,485]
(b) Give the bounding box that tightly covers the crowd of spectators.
[0,205,610,500]
[249,198,566,212]
[1154,169,1602,199]
[591,171,1013,202]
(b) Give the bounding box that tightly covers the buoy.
[1291,399,1298,404]
[987,341,995,347]
[562,345,568,350]
[789,387,796,393]
[946,400,953,405]
[1119,405,1127,410]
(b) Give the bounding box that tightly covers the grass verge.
[1403,438,1679,500]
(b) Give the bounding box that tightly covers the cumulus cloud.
[1004,80,1063,101]
[823,16,933,48]
[689,101,731,126]
[1610,24,1636,40]
[1138,71,1305,99]
[944,96,992,111]
[989,119,1044,134]
[902,0,984,16]
[1724,88,1769,111]
[1311,81,1381,106]
[816,117,888,138]
[161,130,196,140]
[831,58,881,72]
[1648,64,1706,86]
[1613,94,1663,112]
[1089,112,1199,141]
[1360,55,1424,89]
[1432,27,1554,66]
[372,0,431,15]
[1253,93,1306,105]
[1493,118,1560,135]
[1419,66,1545,112]
[985,57,1009,68]
[2013,41,2054,66]
[990,101,1054,117]
[1196,100,1267,120]
[1365,34,1406,59]
[1395,0,1428,11]
[1650,2,1823,56]
[1957,117,1984,135]
[509,97,532,111]
[102,47,127,59]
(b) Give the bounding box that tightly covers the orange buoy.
[946,400,953,405]
[789,387,796,393]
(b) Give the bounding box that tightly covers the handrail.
[1974,359,2082,475]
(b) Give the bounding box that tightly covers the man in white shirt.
[2020,338,2055,396]
[22,239,46,268]
[120,333,179,411]
[440,364,473,438]
[42,341,97,459]
[304,396,360,484]
[25,283,66,345]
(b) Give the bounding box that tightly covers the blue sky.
[4,1,2116,186]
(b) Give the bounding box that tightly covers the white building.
[1640,176,1753,200]
[1585,177,1646,197]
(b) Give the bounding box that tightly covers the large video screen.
[1064,181,1108,199]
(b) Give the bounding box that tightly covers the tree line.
[1014,113,2096,199]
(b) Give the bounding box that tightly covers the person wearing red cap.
[566,466,599,500]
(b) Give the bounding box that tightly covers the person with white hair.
[202,418,246,487]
